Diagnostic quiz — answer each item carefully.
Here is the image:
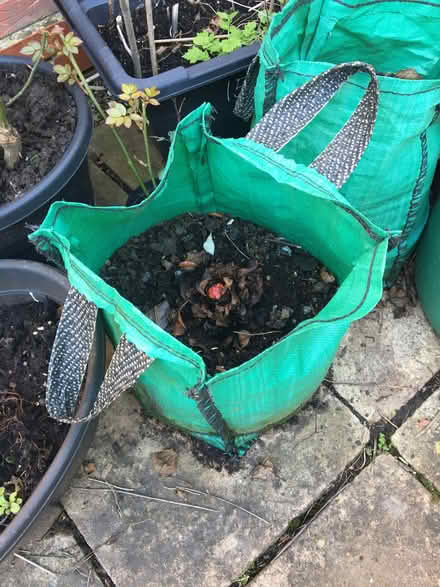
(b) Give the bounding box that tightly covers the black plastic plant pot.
[55,0,254,156]
[55,0,259,98]
[0,57,94,261]
[0,260,105,563]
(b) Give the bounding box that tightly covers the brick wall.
[0,0,57,39]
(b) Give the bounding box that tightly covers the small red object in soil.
[208,282,226,300]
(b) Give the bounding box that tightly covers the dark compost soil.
[0,65,76,205]
[0,301,67,524]
[99,0,283,77]
[101,213,338,375]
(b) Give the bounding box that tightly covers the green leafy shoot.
[0,486,23,517]
[184,46,210,64]
[377,433,392,453]
[217,11,238,31]
[183,9,272,65]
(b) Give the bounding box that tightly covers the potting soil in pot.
[0,65,76,204]
[100,1,284,77]
[101,213,338,375]
[0,301,67,526]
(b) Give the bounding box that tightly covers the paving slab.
[333,300,440,422]
[1,521,103,587]
[89,160,128,207]
[62,387,367,587]
[253,454,440,587]
[393,388,440,487]
[90,125,164,190]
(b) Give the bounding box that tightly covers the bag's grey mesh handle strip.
[47,287,154,424]
[246,61,379,188]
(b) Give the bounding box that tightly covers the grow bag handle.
[46,288,236,451]
[46,288,154,423]
[246,61,379,189]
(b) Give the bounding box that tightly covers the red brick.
[0,0,57,39]
[0,21,91,72]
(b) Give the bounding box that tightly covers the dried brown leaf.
[151,448,177,477]
[251,458,274,480]
[237,259,258,278]
[173,312,186,337]
[197,278,210,297]
[320,267,336,284]
[250,275,264,306]
[84,462,97,475]
[238,330,251,348]
[394,68,423,80]
[192,302,210,318]
[179,260,198,271]
[147,300,170,330]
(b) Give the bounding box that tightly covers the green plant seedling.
[183,9,272,65]
[377,432,392,453]
[0,486,23,516]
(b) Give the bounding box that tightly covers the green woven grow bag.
[31,63,389,454]
[416,196,440,336]
[235,0,440,282]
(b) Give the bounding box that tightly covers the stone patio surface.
[1,118,440,587]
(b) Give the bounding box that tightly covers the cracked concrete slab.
[1,522,103,587]
[253,454,440,587]
[393,388,440,488]
[333,300,440,423]
[62,387,366,586]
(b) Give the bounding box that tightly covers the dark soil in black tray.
[101,213,338,375]
[0,301,67,525]
[100,0,283,77]
[0,65,76,205]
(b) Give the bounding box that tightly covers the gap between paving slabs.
[61,385,367,587]
[2,514,105,587]
[251,453,440,586]
[230,367,440,585]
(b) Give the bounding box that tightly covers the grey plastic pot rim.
[0,56,93,233]
[0,260,105,563]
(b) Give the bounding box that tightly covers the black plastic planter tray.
[55,0,255,158]
[55,0,259,98]
[0,260,105,562]
[0,57,94,261]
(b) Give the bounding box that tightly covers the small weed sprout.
[0,486,23,517]
[377,432,392,453]
[184,10,272,64]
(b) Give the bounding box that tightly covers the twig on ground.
[13,552,58,578]
[94,477,123,518]
[325,378,411,389]
[272,482,349,563]
[375,408,398,429]
[73,480,218,513]
[164,484,270,524]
